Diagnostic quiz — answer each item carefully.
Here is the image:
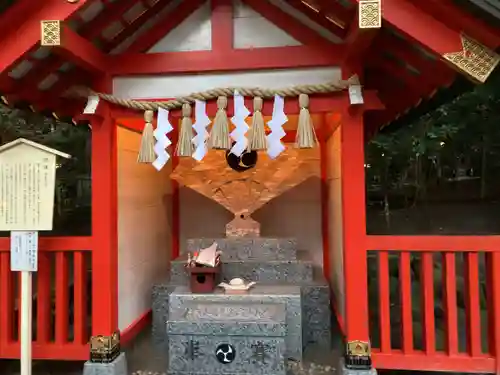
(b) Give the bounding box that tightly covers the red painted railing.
[365,235,500,373]
[0,236,92,360]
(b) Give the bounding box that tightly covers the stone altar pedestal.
[152,237,332,359]
[167,302,287,375]
[168,285,303,361]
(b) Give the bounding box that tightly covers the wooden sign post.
[0,138,70,375]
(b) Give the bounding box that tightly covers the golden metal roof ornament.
[41,20,62,47]
[443,33,500,83]
[359,0,382,29]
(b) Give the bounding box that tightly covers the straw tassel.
[175,103,194,157]
[208,96,230,150]
[295,94,318,149]
[137,110,156,163]
[248,97,267,151]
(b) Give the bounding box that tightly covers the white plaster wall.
[254,178,323,267]
[147,1,212,53]
[143,0,338,54]
[117,127,173,331]
[113,67,341,99]
[233,0,300,48]
[327,126,345,320]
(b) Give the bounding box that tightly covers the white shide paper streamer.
[266,95,287,159]
[230,90,250,156]
[83,95,100,114]
[349,84,364,105]
[192,100,211,161]
[152,107,173,171]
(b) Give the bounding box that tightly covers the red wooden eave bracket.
[417,0,500,50]
[341,10,379,80]
[52,25,109,74]
[373,0,464,56]
[0,0,91,74]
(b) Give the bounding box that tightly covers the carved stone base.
[338,357,377,375]
[83,352,128,375]
[225,214,260,237]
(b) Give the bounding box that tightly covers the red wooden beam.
[44,0,178,113]
[416,0,500,50]
[47,0,185,108]
[341,9,379,79]
[99,0,179,53]
[11,0,140,97]
[211,0,233,52]
[108,44,346,75]
[78,0,139,41]
[125,0,206,53]
[285,0,347,39]
[314,0,354,26]
[241,0,333,46]
[377,0,463,56]
[365,70,429,128]
[0,0,91,74]
[0,1,43,36]
[376,32,456,86]
[372,351,495,373]
[369,55,442,94]
[52,25,108,73]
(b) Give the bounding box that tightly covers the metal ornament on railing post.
[344,340,372,370]
[89,331,121,363]
[152,107,173,171]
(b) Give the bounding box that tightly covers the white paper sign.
[10,231,38,272]
[0,142,60,231]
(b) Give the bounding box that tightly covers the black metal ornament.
[215,343,236,364]
[226,142,258,172]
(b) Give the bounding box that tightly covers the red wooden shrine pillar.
[90,77,119,336]
[487,252,500,374]
[341,107,370,344]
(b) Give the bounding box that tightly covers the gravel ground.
[0,322,342,375]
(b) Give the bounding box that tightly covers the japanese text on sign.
[10,231,38,272]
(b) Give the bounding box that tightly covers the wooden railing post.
[90,92,118,336]
[487,252,500,375]
[341,107,369,344]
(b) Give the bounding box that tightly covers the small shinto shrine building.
[0,0,499,373]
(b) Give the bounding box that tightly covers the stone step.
[168,284,303,361]
[185,238,297,261]
[170,252,313,284]
[167,301,287,336]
